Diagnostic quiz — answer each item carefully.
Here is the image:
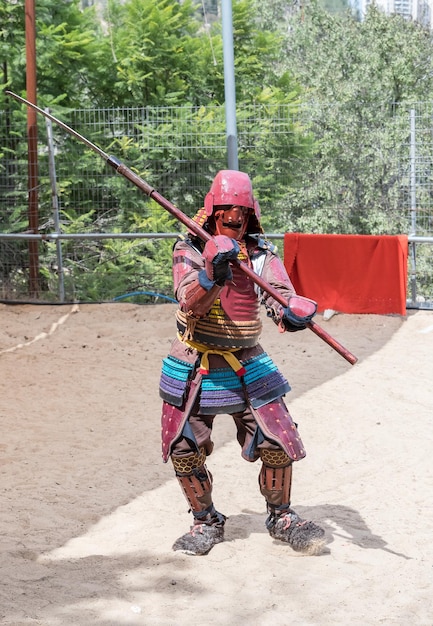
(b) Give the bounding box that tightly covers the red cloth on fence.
[283,233,408,315]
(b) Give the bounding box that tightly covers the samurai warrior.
[159,170,325,556]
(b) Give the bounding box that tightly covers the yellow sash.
[177,333,246,377]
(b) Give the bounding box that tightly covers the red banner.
[283,233,408,315]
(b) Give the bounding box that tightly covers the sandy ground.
[0,301,432,626]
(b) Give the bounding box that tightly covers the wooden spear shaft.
[6,90,358,365]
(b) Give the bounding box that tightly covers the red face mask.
[214,205,250,240]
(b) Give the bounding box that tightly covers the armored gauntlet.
[198,235,240,290]
[279,295,317,332]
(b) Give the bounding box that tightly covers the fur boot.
[173,507,226,556]
[172,522,225,556]
[267,508,325,556]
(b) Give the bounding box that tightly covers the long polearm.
[6,90,358,365]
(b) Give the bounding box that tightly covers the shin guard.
[259,448,292,512]
[172,448,213,514]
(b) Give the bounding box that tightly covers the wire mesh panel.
[408,104,433,235]
[1,101,432,305]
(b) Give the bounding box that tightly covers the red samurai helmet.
[203,170,262,240]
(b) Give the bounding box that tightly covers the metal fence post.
[221,0,239,170]
[45,111,65,302]
[409,108,417,305]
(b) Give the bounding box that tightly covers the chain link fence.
[1,101,432,307]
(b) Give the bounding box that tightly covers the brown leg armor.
[172,447,213,515]
[259,448,292,513]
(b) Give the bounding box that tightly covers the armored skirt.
[160,338,291,415]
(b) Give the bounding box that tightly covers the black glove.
[279,295,317,332]
[199,235,240,290]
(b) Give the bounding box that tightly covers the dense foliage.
[1,0,433,301]
[274,3,433,233]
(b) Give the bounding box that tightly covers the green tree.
[103,0,203,106]
[286,3,433,104]
[35,0,105,107]
[0,0,25,90]
[1,0,106,108]
[270,2,433,235]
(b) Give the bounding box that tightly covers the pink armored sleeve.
[260,250,296,318]
[172,239,204,302]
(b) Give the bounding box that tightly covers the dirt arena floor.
[1,302,432,625]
